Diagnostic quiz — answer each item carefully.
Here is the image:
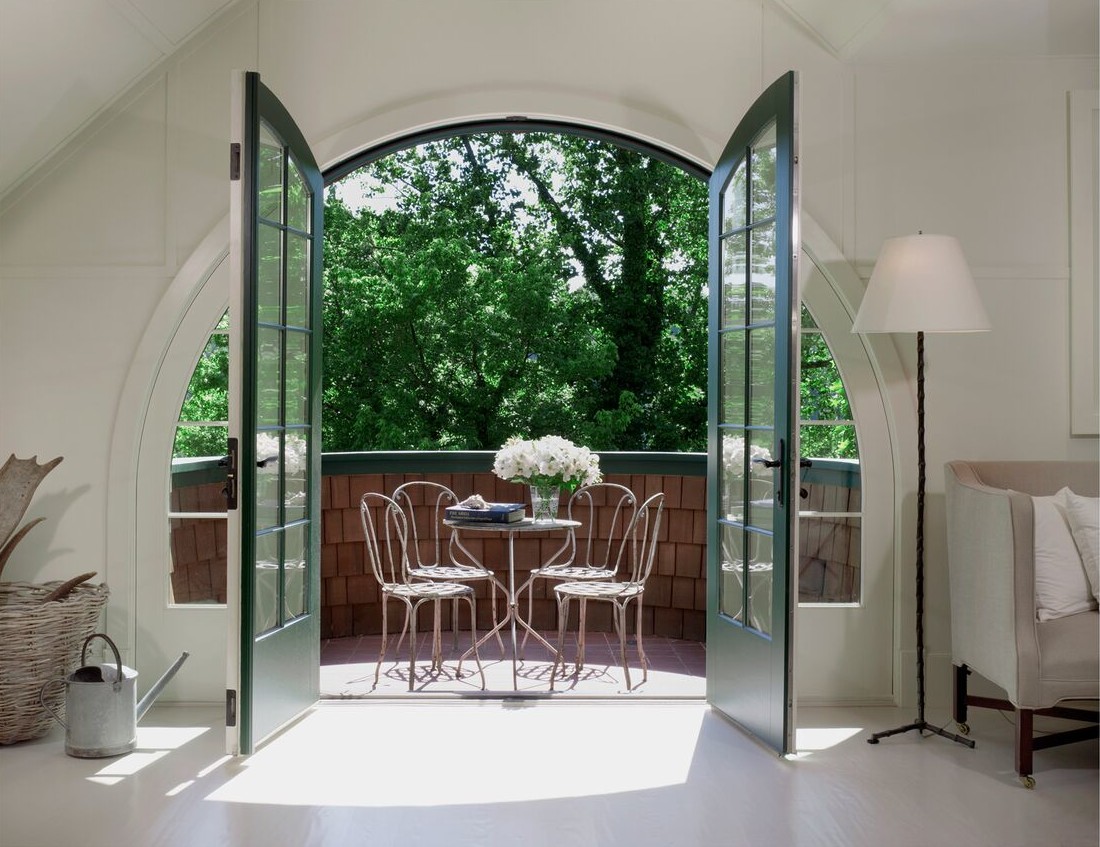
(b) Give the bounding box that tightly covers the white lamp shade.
[852,234,991,333]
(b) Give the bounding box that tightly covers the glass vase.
[529,484,561,523]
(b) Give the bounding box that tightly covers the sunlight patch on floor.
[792,725,863,757]
[206,703,707,807]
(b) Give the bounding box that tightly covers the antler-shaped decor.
[0,455,63,580]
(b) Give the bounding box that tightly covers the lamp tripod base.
[868,718,975,747]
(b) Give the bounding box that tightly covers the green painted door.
[706,72,800,755]
[228,71,322,755]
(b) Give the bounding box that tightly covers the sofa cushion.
[1063,490,1099,602]
[1037,610,1100,684]
[1033,489,1097,621]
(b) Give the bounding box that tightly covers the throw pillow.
[1032,488,1097,621]
[1063,489,1100,602]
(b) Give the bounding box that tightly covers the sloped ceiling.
[0,0,1096,203]
[0,0,242,201]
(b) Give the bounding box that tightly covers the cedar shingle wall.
[167,472,861,631]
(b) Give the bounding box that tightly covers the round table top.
[444,517,580,532]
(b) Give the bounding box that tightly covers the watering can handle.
[39,678,68,729]
[81,633,124,691]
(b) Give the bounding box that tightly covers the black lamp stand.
[868,331,975,748]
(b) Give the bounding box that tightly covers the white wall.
[0,0,1095,705]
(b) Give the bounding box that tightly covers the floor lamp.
[852,233,990,746]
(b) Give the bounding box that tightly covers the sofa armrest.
[945,461,1039,702]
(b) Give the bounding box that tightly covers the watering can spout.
[136,652,189,720]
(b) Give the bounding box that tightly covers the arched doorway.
[114,118,904,707]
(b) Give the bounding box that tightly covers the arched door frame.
[109,114,911,704]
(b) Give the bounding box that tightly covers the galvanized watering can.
[40,633,188,758]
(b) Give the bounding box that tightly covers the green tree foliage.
[174,329,229,458]
[323,133,709,452]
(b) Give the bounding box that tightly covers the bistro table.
[445,516,580,690]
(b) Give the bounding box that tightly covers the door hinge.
[226,689,237,726]
[230,143,241,181]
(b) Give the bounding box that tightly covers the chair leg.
[465,594,486,690]
[617,602,631,691]
[634,598,648,686]
[1016,709,1034,781]
[577,598,588,670]
[375,597,390,687]
[953,664,970,727]
[408,601,421,692]
[550,594,569,691]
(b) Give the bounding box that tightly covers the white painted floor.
[1,702,1096,847]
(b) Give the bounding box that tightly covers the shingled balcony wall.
[167,453,861,634]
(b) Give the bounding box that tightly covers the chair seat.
[533,566,615,581]
[409,565,492,581]
[554,580,644,600]
[387,582,473,600]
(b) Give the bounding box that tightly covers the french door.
[227,71,323,755]
[706,72,800,754]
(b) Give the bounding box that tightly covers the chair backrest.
[391,480,481,570]
[616,491,665,585]
[552,482,639,571]
[360,492,411,587]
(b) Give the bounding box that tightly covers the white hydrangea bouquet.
[255,432,307,475]
[722,435,771,479]
[492,435,602,491]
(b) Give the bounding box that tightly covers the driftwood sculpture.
[0,454,63,580]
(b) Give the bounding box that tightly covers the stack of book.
[444,501,526,523]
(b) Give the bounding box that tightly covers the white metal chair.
[360,491,485,691]
[391,480,504,652]
[518,482,639,650]
[550,491,665,691]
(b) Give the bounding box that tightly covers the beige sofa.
[944,460,1099,786]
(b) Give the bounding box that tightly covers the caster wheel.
[956,722,970,736]
[1020,775,1035,790]
[867,737,879,744]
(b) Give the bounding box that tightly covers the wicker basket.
[0,580,109,744]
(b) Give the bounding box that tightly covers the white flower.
[255,432,307,475]
[493,435,602,490]
[722,435,770,479]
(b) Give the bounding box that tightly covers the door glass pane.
[284,331,309,425]
[256,328,283,427]
[254,529,281,635]
[800,334,852,420]
[749,224,776,324]
[178,335,229,421]
[750,123,777,223]
[169,516,227,604]
[748,326,775,425]
[285,234,309,329]
[719,330,746,425]
[284,431,307,524]
[799,516,861,604]
[719,523,745,624]
[170,445,229,513]
[720,430,749,521]
[745,529,774,635]
[257,223,282,325]
[722,159,747,233]
[747,428,775,530]
[283,523,308,619]
[255,430,281,531]
[287,158,310,234]
[721,232,747,328]
[258,122,284,223]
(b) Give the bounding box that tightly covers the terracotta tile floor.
[321,632,706,698]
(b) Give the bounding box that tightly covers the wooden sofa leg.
[1015,709,1034,786]
[953,664,970,727]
